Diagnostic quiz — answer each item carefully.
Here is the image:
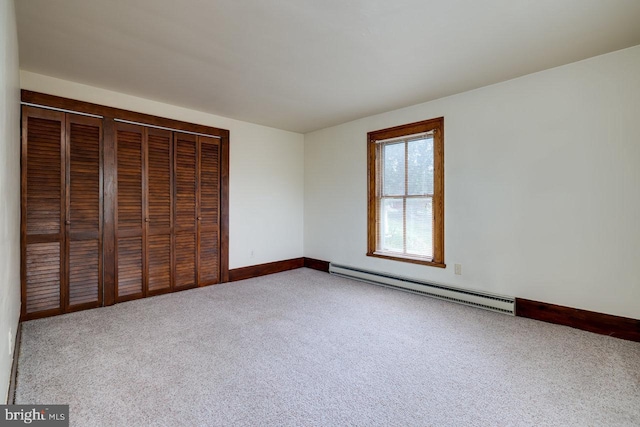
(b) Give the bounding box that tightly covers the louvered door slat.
[116,124,145,300]
[174,133,197,289]
[147,129,172,293]
[198,136,220,285]
[67,116,102,309]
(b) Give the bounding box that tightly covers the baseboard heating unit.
[329,263,515,315]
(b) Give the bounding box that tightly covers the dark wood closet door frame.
[22,91,230,309]
[22,91,228,138]
[103,117,117,306]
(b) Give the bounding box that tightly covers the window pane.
[379,198,403,253]
[407,137,433,195]
[406,197,432,257]
[383,142,405,196]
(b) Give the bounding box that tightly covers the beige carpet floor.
[15,268,640,426]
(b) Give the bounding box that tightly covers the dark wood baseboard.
[516,298,640,342]
[7,323,22,404]
[229,257,305,282]
[304,257,330,273]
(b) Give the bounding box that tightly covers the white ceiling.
[16,0,640,133]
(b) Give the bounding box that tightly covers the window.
[367,117,444,267]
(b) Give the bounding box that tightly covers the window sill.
[366,251,446,268]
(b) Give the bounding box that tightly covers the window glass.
[383,142,405,196]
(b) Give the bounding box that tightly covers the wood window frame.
[22,90,231,309]
[367,117,445,268]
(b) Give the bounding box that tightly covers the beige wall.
[305,45,640,319]
[21,71,305,270]
[0,0,22,403]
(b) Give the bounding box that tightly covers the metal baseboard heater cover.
[329,263,515,315]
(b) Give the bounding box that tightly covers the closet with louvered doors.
[21,91,229,320]
[21,106,103,320]
[115,123,174,301]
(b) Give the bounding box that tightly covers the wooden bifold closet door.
[21,92,227,320]
[115,123,174,301]
[66,114,103,310]
[115,123,145,301]
[115,125,219,301]
[174,132,220,289]
[21,106,103,320]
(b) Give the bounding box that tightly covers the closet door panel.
[175,234,196,288]
[26,115,64,235]
[175,134,197,228]
[116,127,144,231]
[148,129,172,229]
[148,235,171,292]
[25,112,64,236]
[199,230,218,284]
[116,123,145,300]
[174,133,197,289]
[67,115,102,309]
[68,241,100,306]
[198,136,220,285]
[25,242,62,314]
[117,237,143,296]
[22,107,65,318]
[68,119,101,232]
[147,128,173,293]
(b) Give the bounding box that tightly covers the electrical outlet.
[454,264,462,275]
[8,330,12,356]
